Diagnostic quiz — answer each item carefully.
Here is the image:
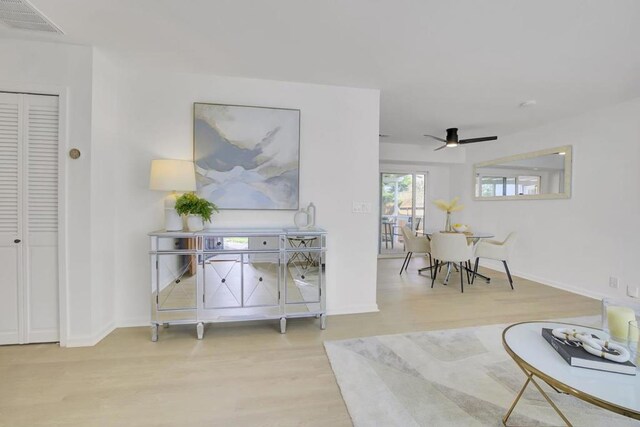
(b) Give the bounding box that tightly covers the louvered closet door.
[24,94,59,343]
[0,93,59,345]
[0,93,22,345]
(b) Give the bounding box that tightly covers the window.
[517,176,540,195]
[476,175,541,197]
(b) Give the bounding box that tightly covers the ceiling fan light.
[446,141,458,147]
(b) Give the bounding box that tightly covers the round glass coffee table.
[502,321,640,426]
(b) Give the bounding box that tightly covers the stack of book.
[541,328,637,376]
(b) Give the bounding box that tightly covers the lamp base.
[163,194,183,231]
[165,208,183,231]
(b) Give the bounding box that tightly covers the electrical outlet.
[609,276,619,289]
[627,285,640,298]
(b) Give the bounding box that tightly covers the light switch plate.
[609,276,619,289]
[627,285,639,298]
[352,201,372,214]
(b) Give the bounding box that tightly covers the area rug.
[324,316,639,426]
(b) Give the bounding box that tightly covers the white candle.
[630,320,640,343]
[606,306,636,341]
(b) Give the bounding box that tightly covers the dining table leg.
[443,262,452,284]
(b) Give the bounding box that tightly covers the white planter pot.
[186,215,204,232]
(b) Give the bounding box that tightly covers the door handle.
[14,239,21,243]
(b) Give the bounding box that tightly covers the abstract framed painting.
[193,103,300,210]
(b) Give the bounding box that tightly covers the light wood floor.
[0,258,600,426]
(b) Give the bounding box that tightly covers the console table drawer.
[203,235,280,251]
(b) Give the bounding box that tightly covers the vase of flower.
[433,197,464,232]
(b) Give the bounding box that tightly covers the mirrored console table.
[148,227,327,341]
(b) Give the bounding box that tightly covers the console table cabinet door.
[203,253,243,309]
[243,251,280,307]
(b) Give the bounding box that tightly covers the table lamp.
[149,159,197,231]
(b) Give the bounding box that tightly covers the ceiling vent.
[0,0,63,34]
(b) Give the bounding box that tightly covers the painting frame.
[192,102,301,210]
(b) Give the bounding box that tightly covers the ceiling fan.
[424,128,497,151]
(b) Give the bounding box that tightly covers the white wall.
[90,49,118,338]
[451,97,640,302]
[0,38,112,345]
[108,64,381,325]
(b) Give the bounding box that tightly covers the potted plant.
[174,193,219,231]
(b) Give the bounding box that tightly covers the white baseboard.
[116,317,151,328]
[64,321,116,347]
[327,303,379,316]
[478,260,603,301]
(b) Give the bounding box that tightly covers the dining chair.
[407,217,422,235]
[430,232,474,293]
[472,232,517,289]
[399,225,431,275]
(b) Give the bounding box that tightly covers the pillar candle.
[630,320,640,343]
[606,305,637,341]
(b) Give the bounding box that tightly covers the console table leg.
[151,324,158,342]
[280,317,287,334]
[320,314,327,330]
[196,322,204,340]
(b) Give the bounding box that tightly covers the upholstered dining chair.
[399,225,431,275]
[430,232,474,293]
[472,232,517,289]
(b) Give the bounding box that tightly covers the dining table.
[419,230,495,285]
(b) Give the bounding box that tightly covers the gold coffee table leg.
[529,376,573,427]
[503,366,573,427]
[502,374,531,425]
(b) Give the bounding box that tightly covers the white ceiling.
[3,0,640,145]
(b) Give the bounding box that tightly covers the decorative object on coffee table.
[629,321,640,370]
[601,298,640,342]
[543,327,634,374]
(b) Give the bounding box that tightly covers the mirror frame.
[472,145,572,201]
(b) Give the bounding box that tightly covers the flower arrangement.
[433,197,464,213]
[433,197,464,231]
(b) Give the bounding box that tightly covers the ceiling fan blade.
[424,134,447,143]
[434,144,447,151]
[459,136,498,144]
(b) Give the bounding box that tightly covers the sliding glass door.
[379,172,426,255]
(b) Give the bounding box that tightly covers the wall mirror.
[473,145,572,200]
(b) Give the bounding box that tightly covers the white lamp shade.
[149,159,197,192]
